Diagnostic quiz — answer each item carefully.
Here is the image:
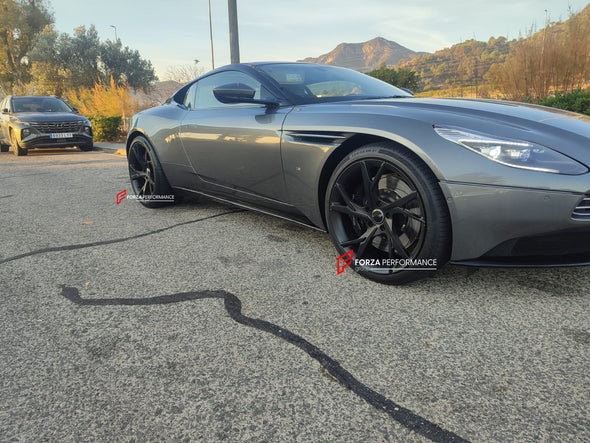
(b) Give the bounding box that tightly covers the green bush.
[88,115,123,141]
[537,89,590,116]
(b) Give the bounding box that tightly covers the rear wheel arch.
[126,129,156,156]
[126,130,145,155]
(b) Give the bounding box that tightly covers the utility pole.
[228,0,240,64]
[208,0,215,69]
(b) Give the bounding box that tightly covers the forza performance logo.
[337,251,437,274]
[337,250,353,274]
[116,190,126,204]
[116,190,175,204]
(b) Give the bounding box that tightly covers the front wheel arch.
[318,135,443,228]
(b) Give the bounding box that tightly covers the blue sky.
[49,0,588,80]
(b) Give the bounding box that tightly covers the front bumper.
[440,181,590,266]
[19,133,93,149]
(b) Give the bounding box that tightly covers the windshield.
[258,63,411,104]
[11,97,73,113]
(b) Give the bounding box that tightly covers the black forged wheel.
[10,131,27,156]
[127,136,175,208]
[325,143,451,284]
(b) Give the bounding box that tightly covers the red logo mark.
[116,190,126,204]
[337,250,353,275]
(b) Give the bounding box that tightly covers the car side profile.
[0,95,93,156]
[126,62,590,284]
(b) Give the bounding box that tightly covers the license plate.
[50,133,73,139]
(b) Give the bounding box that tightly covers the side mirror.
[1,108,8,114]
[213,83,279,107]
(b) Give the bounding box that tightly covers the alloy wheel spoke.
[339,224,377,253]
[360,161,376,208]
[129,164,146,180]
[330,203,371,223]
[131,147,146,170]
[381,191,418,212]
[370,161,386,191]
[333,183,371,221]
[400,208,426,224]
[357,225,378,258]
[382,220,410,259]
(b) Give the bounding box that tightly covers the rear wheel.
[127,135,175,208]
[0,143,8,153]
[325,142,451,284]
[10,131,27,156]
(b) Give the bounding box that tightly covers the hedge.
[88,115,123,141]
[537,89,590,116]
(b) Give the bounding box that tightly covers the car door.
[179,70,293,202]
[0,98,9,144]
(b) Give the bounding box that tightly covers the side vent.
[572,193,590,220]
[283,131,351,146]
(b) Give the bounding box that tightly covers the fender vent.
[283,131,351,146]
[572,193,590,220]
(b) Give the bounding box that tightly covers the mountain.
[299,37,422,72]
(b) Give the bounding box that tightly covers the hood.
[15,112,89,123]
[345,97,590,161]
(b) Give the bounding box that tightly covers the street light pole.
[228,0,240,64]
[208,0,215,69]
[110,25,118,42]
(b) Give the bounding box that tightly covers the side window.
[184,83,198,109]
[194,71,270,110]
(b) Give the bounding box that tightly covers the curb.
[95,143,126,156]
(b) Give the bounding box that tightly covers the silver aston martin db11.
[126,62,590,284]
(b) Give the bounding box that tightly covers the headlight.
[21,128,31,137]
[434,126,588,175]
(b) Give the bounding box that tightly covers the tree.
[486,7,590,100]
[165,63,205,84]
[366,64,419,91]
[27,25,157,94]
[100,39,158,91]
[0,0,53,95]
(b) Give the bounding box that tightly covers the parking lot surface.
[1,149,589,442]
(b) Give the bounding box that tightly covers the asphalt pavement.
[0,149,589,442]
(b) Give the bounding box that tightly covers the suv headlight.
[434,126,588,175]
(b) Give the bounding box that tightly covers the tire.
[79,142,93,151]
[127,135,176,208]
[0,143,8,153]
[10,131,27,156]
[325,142,451,284]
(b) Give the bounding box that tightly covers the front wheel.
[78,142,93,152]
[10,131,27,156]
[325,143,451,284]
[127,135,176,208]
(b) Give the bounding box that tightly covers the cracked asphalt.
[1,149,589,442]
